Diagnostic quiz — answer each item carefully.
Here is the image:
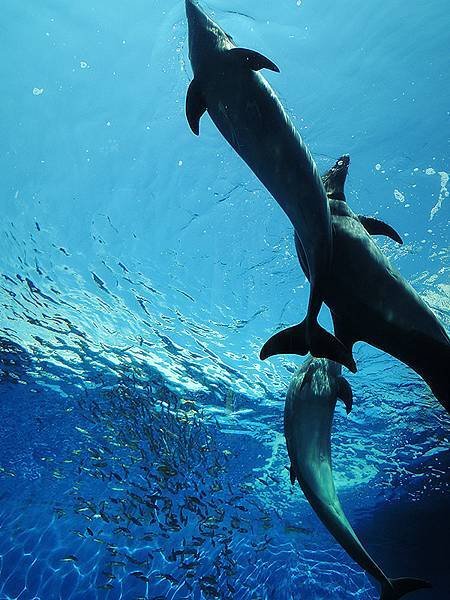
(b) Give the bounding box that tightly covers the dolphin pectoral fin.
[337,377,353,414]
[381,577,431,600]
[260,320,357,373]
[358,216,403,245]
[289,465,296,485]
[186,79,207,135]
[228,48,280,73]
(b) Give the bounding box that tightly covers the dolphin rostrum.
[285,357,431,599]
[322,155,403,244]
[263,156,450,412]
[184,0,356,373]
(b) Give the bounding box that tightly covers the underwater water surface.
[1,1,449,599]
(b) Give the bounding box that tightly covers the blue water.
[1,1,449,599]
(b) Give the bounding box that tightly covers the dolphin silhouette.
[263,156,450,412]
[184,0,356,373]
[285,357,431,599]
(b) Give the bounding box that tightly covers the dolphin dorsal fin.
[228,48,280,73]
[358,216,403,245]
[337,377,353,414]
[186,78,207,135]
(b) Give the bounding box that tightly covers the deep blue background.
[1,1,449,598]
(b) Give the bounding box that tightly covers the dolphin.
[322,155,403,244]
[262,156,450,412]
[285,357,431,599]
[184,0,356,373]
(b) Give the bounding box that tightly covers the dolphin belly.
[285,360,387,584]
[293,197,450,411]
[328,206,450,411]
[285,359,431,598]
[185,1,356,371]
[205,69,330,270]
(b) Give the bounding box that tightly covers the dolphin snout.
[336,155,350,169]
[185,0,208,28]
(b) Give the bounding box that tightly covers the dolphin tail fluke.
[331,312,359,353]
[310,322,357,373]
[260,320,357,373]
[380,577,431,599]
